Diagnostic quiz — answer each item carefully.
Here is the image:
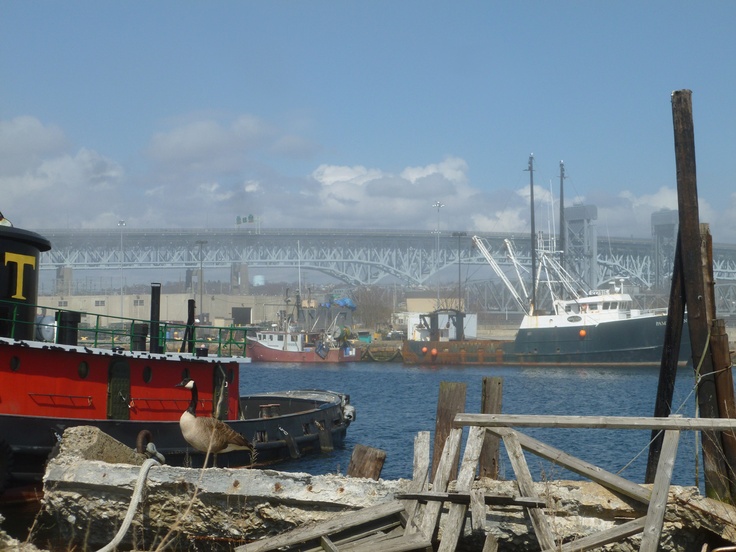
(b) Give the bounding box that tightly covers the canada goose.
[175,378,255,465]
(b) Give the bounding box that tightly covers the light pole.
[118,220,126,318]
[432,201,444,307]
[452,231,467,311]
[196,240,208,322]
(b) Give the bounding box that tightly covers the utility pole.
[196,240,208,323]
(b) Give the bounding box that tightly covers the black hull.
[0,390,350,490]
[403,315,690,366]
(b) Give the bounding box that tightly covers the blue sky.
[2,1,734,241]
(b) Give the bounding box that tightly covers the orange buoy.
[421,346,428,354]
[579,329,587,338]
[430,348,438,356]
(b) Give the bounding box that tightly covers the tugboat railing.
[0,298,251,357]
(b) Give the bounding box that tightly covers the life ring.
[0,439,14,494]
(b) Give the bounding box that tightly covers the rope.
[96,457,161,552]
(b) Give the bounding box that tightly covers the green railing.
[0,299,251,357]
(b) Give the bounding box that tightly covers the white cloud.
[3,114,733,243]
[0,116,68,176]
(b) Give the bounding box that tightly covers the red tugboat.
[0,225,354,495]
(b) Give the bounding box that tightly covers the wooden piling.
[711,318,736,498]
[671,89,731,501]
[479,376,503,479]
[347,444,386,480]
[432,381,467,480]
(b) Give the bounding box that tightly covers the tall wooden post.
[671,90,730,501]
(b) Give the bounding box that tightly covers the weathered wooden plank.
[455,413,736,431]
[432,381,466,480]
[502,430,556,551]
[347,444,387,480]
[239,501,406,552]
[347,533,433,552]
[479,376,503,479]
[404,431,430,521]
[640,429,680,552]
[485,426,651,504]
[437,426,487,552]
[395,491,545,508]
[550,516,647,552]
[481,532,499,552]
[319,535,339,552]
[469,488,487,532]
[407,427,463,539]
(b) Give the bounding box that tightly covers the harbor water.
[242,361,705,490]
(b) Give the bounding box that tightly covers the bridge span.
[38,227,736,313]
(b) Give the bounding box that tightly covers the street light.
[196,240,208,322]
[432,201,444,307]
[118,220,126,318]
[452,231,467,311]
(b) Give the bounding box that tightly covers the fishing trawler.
[403,157,689,366]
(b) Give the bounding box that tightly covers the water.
[242,361,705,489]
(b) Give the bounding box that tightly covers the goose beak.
[175,381,185,388]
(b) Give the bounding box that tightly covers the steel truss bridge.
[40,228,736,315]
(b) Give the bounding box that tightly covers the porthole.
[10,356,20,372]
[143,365,152,383]
[78,361,89,379]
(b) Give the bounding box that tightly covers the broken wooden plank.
[406,427,463,539]
[485,426,651,504]
[469,489,487,532]
[394,491,545,508]
[454,413,736,431]
[238,501,406,552]
[640,428,680,552]
[346,533,433,552]
[502,430,556,551]
[548,517,647,552]
[437,425,487,552]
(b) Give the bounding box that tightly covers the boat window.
[277,335,284,342]
[142,365,152,383]
[611,302,617,309]
[78,361,90,379]
[10,355,20,372]
[590,304,598,311]
[291,335,297,342]
[603,302,610,310]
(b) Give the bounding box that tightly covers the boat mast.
[526,154,536,314]
[559,160,566,270]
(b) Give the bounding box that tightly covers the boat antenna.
[559,160,566,270]
[525,154,536,314]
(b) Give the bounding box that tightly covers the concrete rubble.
[15,427,736,551]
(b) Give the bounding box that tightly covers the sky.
[1,1,735,242]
